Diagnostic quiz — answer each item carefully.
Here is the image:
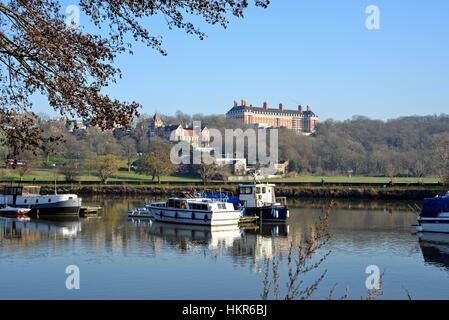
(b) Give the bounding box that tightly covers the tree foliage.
[94,154,119,184]
[136,137,175,183]
[0,0,269,153]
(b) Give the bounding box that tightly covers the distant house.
[66,119,87,132]
[215,157,247,176]
[149,113,210,148]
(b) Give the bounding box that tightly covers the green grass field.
[267,176,440,184]
[0,167,441,184]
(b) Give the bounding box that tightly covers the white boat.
[0,185,81,217]
[148,197,242,226]
[416,192,449,233]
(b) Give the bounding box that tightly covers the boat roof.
[238,183,276,187]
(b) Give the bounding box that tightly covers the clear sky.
[36,0,449,121]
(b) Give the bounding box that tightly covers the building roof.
[226,105,317,117]
[153,113,162,122]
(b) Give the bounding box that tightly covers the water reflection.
[418,233,449,271]
[3,197,449,299]
[128,218,289,262]
[0,216,82,239]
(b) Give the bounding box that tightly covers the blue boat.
[417,192,449,233]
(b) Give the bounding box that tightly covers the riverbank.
[32,184,448,200]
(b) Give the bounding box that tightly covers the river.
[0,196,447,300]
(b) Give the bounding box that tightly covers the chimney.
[241,99,247,108]
[263,102,268,110]
[234,100,238,108]
[298,105,303,113]
[306,105,311,112]
[279,103,284,111]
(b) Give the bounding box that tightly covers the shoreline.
[29,184,448,200]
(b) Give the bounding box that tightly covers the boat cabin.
[238,183,277,208]
[3,186,41,196]
[151,198,235,212]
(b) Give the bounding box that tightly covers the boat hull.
[16,199,82,217]
[242,206,289,222]
[149,208,240,226]
[417,217,449,233]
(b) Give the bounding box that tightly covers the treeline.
[280,115,449,179]
[1,113,448,180]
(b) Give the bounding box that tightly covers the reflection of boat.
[0,206,31,217]
[128,205,152,218]
[148,220,242,244]
[416,192,449,233]
[148,197,241,226]
[418,232,449,270]
[0,217,82,237]
[0,185,82,217]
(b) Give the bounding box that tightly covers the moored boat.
[148,197,241,226]
[0,206,31,217]
[417,192,449,233]
[0,185,82,217]
[232,183,289,222]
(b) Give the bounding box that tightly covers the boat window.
[218,203,226,210]
[181,200,187,209]
[240,187,252,194]
[48,198,52,203]
[174,200,181,209]
[167,199,175,208]
[24,199,27,204]
[36,199,39,203]
[262,187,266,194]
[256,187,261,194]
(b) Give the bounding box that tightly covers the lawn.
[0,168,201,183]
[268,176,440,184]
[0,167,441,185]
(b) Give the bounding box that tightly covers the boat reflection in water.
[417,233,449,271]
[0,216,82,238]
[129,218,289,261]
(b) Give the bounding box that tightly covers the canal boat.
[0,185,82,217]
[416,192,449,233]
[232,183,289,222]
[148,197,242,226]
[199,183,289,223]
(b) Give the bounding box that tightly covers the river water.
[0,196,448,300]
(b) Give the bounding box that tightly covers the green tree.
[94,155,120,184]
[137,141,176,184]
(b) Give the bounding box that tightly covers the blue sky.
[36,0,449,120]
